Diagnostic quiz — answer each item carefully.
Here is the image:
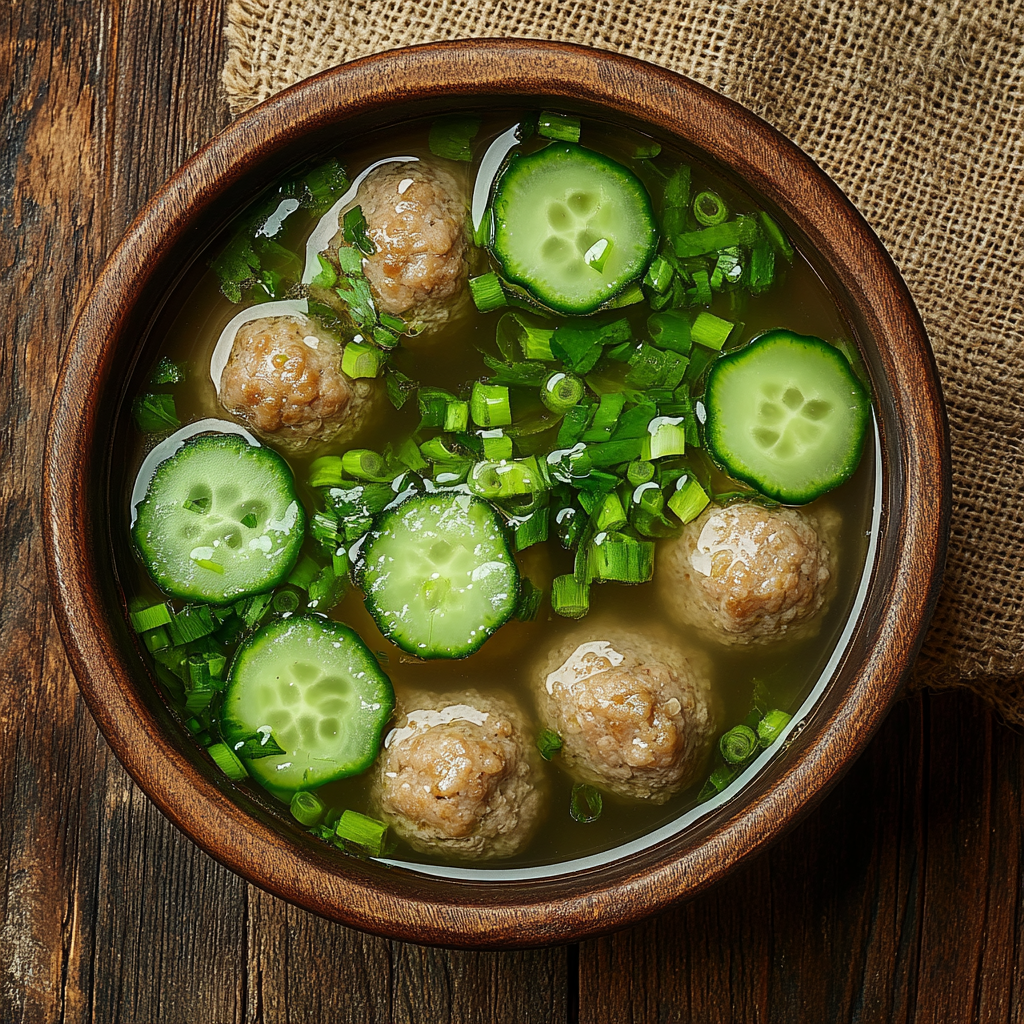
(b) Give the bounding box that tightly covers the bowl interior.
[45,40,948,947]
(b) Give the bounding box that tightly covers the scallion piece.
[668,475,710,524]
[470,382,512,427]
[428,113,482,161]
[693,190,729,226]
[335,245,364,277]
[747,240,776,295]
[551,574,590,619]
[342,205,376,255]
[286,553,321,591]
[142,625,172,653]
[586,438,644,467]
[540,371,584,415]
[627,460,656,486]
[443,399,469,433]
[468,456,548,500]
[648,310,692,354]
[341,449,388,481]
[692,267,712,306]
[758,710,792,747]
[385,367,418,411]
[592,491,627,532]
[130,603,172,633]
[396,437,427,472]
[758,211,794,261]
[589,536,655,584]
[149,357,186,386]
[232,730,287,759]
[290,790,326,827]
[643,416,687,460]
[495,311,556,361]
[643,254,674,294]
[237,592,273,629]
[515,577,544,620]
[556,404,593,447]
[308,564,345,611]
[699,763,738,800]
[569,783,603,823]
[719,725,759,765]
[537,110,581,143]
[334,809,388,856]
[208,742,248,781]
[690,311,736,351]
[167,605,217,646]
[480,430,513,462]
[469,271,508,312]
[419,436,464,463]
[132,393,179,433]
[672,216,760,258]
[341,341,385,379]
[514,508,550,551]
[272,589,300,614]
[537,729,563,760]
[308,455,345,488]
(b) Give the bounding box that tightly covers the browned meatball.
[218,315,376,449]
[371,691,543,860]
[535,627,717,803]
[659,501,836,645]
[328,161,469,330]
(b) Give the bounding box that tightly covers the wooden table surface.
[3,2,1021,1021]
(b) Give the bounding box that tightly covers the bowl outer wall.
[43,39,950,948]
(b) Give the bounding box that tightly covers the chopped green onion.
[747,240,776,295]
[303,158,351,214]
[396,437,427,471]
[586,438,644,467]
[692,267,712,306]
[385,367,418,411]
[308,455,345,488]
[643,416,687,460]
[287,553,321,590]
[419,436,464,463]
[591,392,626,432]
[712,246,744,288]
[469,272,508,312]
[272,589,300,614]
[693,190,729,226]
[443,400,469,433]
[583,237,612,273]
[540,371,584,415]
[672,216,760,258]
[570,783,603,823]
[334,809,388,856]
[308,564,345,611]
[342,205,376,255]
[550,324,605,375]
[537,110,581,143]
[556,404,593,447]
[668,475,710,524]
[417,387,456,428]
[589,535,655,583]
[428,113,481,161]
[720,725,759,764]
[208,742,248,781]
[611,402,657,441]
[758,211,794,261]
[310,252,339,288]
[537,729,563,760]
[592,491,627,532]
[514,508,550,551]
[480,430,513,461]
[634,141,662,159]
[648,310,692,354]
[468,456,548,499]
[341,449,389,481]
[644,254,674,294]
[627,460,656,486]
[495,311,556,361]
[237,592,273,629]
[335,245,364,276]
[132,393,179,433]
[341,341,385,379]
[130,603,172,633]
[232,730,287,759]
[142,625,172,653]
[758,710,792,747]
[699,763,738,800]
[663,164,692,211]
[690,311,736,351]
[310,512,340,548]
[602,281,644,309]
[167,605,217,646]
[470,382,512,427]
[149,357,186,386]
[290,791,325,826]
[552,574,589,618]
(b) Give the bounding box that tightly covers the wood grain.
[0,0,1013,1020]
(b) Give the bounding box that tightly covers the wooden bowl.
[44,40,949,948]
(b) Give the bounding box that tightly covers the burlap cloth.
[222,1,1024,722]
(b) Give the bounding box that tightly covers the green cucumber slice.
[359,491,519,659]
[489,142,657,314]
[132,433,305,604]
[704,330,870,504]
[222,616,394,794]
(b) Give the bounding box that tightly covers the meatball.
[218,315,376,450]
[371,691,543,860]
[659,501,836,645]
[534,627,716,803]
[328,161,469,330]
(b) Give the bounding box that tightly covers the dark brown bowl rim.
[44,39,950,948]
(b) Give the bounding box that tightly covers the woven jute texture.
[223,1,1024,721]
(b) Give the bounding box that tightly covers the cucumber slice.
[704,330,870,504]
[222,616,394,793]
[489,142,657,314]
[359,491,519,659]
[132,433,305,604]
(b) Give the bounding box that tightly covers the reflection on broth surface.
[117,110,875,871]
